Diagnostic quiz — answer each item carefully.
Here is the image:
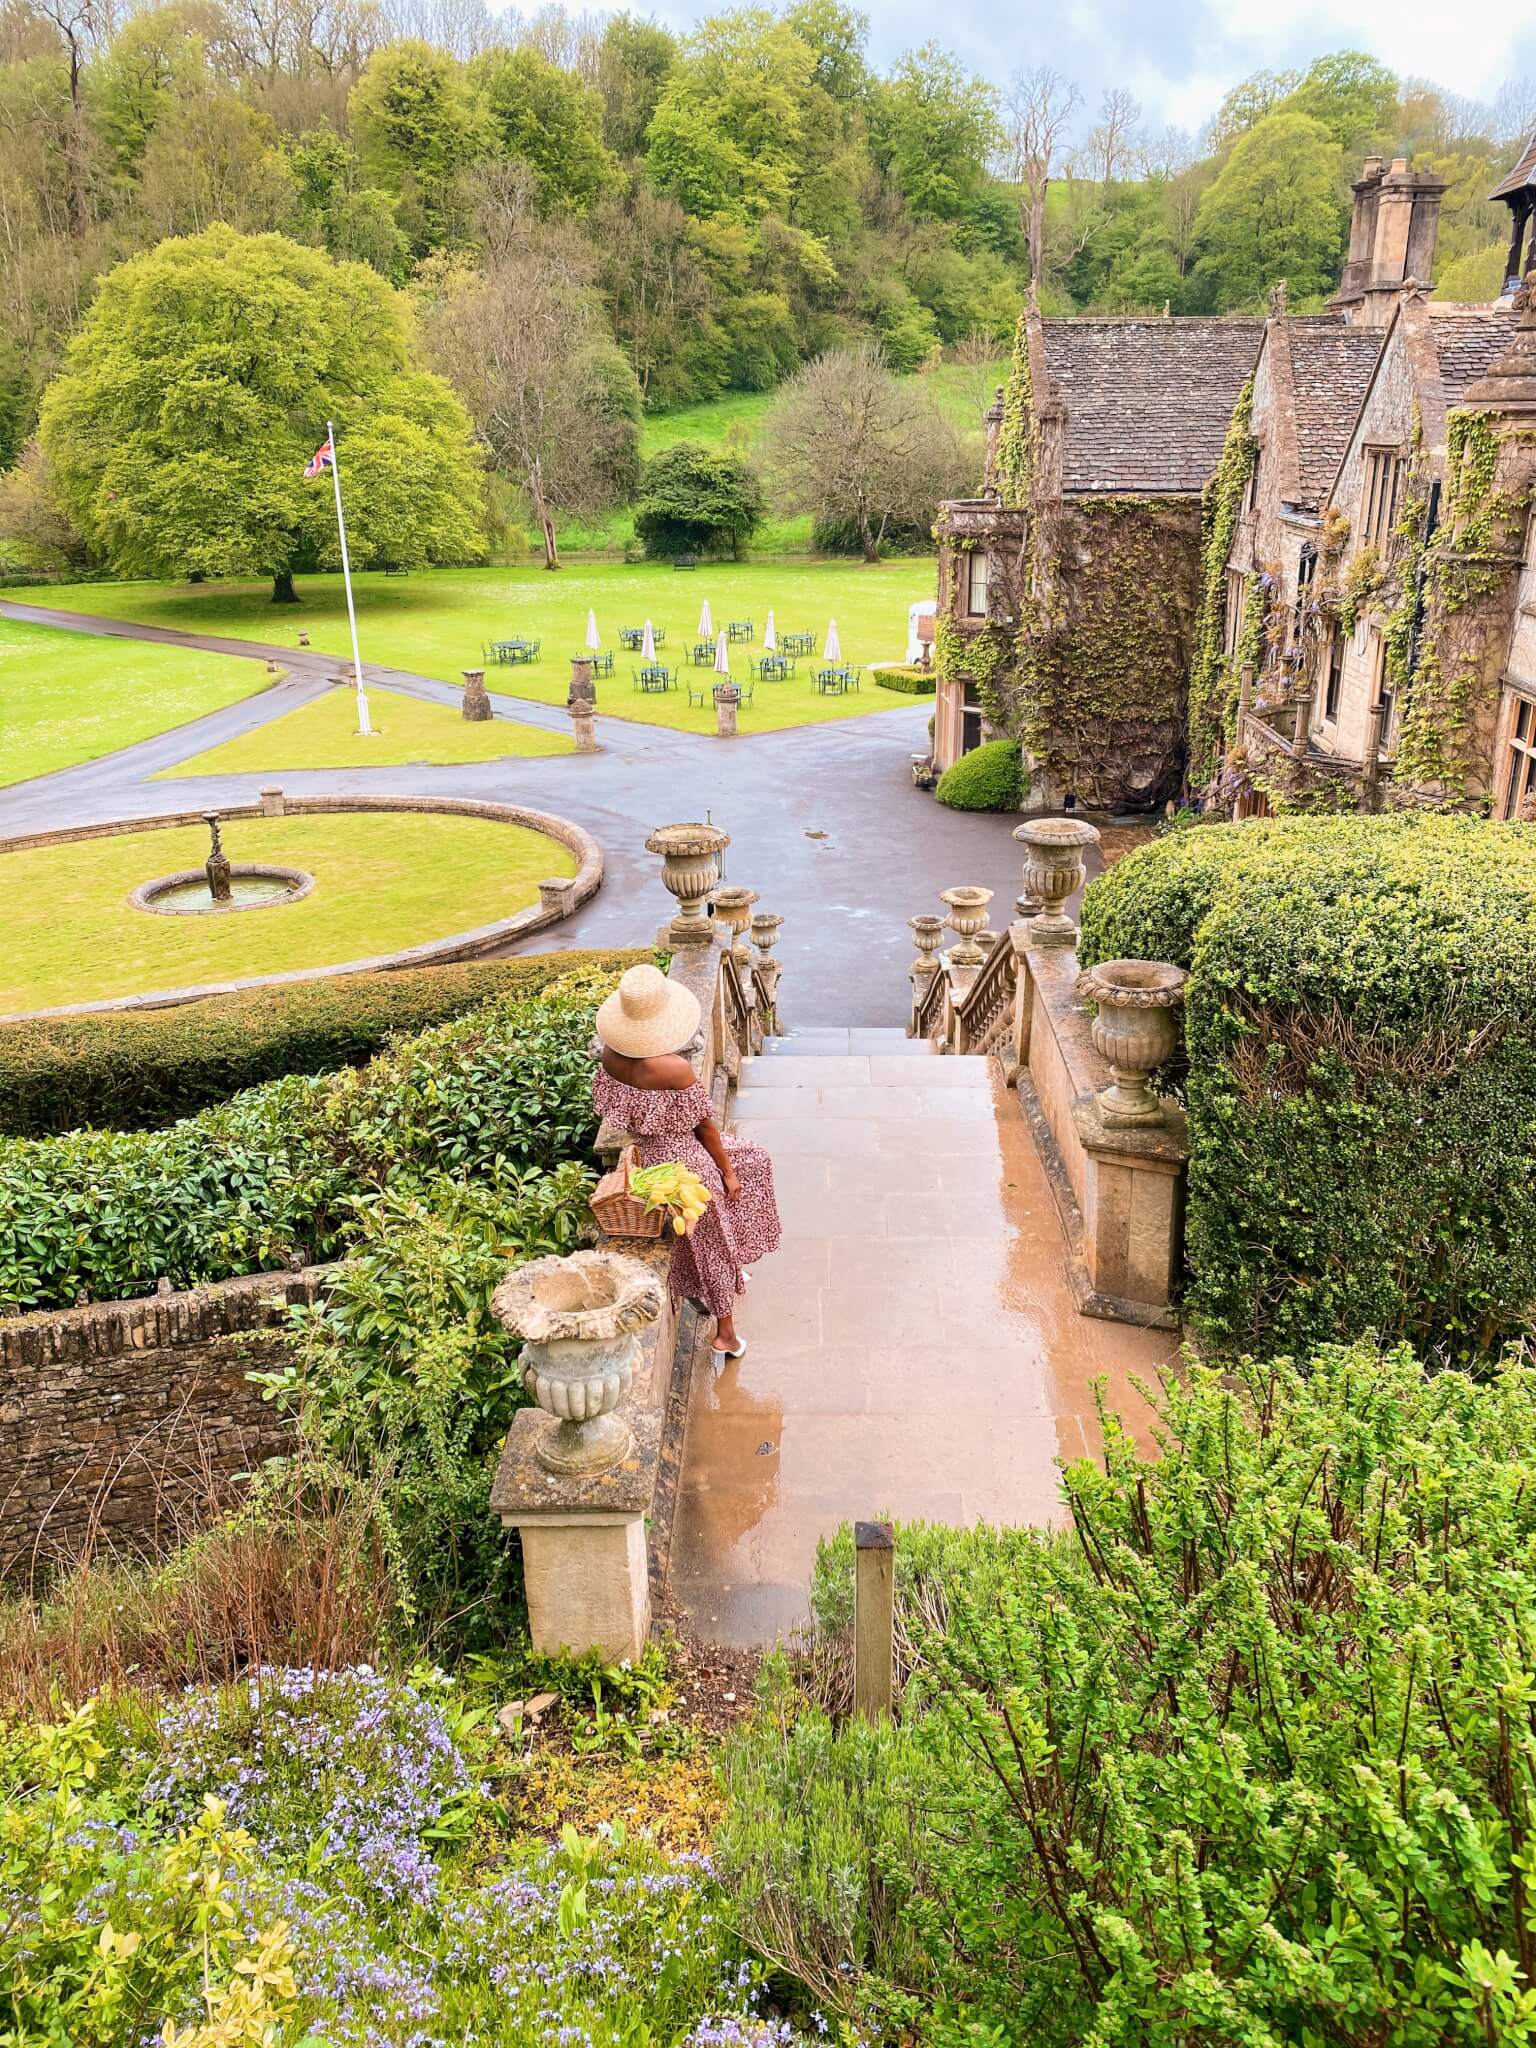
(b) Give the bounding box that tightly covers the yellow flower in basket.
[629,1162,713,1236]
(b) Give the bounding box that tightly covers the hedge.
[871,665,936,696]
[0,949,650,1138]
[935,738,1026,812]
[0,965,620,1313]
[1078,813,1536,1361]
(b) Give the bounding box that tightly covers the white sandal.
[712,1336,748,1365]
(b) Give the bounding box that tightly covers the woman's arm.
[695,1114,739,1197]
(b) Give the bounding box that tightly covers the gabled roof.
[1039,318,1266,495]
[1428,304,1520,403]
[1489,133,1536,204]
[1284,319,1384,505]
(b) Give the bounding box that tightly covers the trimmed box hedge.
[871,664,936,696]
[1078,813,1536,1362]
[0,964,623,1313]
[0,949,650,1138]
[936,739,1026,812]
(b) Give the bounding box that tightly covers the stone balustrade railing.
[907,817,1188,1329]
[493,818,784,1660]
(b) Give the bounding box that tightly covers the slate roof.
[1489,133,1536,203]
[1284,318,1384,505]
[1039,318,1266,494]
[1428,305,1520,404]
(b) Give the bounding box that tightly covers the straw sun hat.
[596,964,701,1058]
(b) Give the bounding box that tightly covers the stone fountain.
[129,812,313,917]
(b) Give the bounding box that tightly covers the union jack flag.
[304,439,334,479]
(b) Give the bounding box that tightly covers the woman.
[594,964,779,1361]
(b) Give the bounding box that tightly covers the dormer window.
[1361,448,1406,549]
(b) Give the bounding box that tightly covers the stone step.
[761,1029,937,1057]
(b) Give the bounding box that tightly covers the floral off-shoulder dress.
[593,1068,780,1320]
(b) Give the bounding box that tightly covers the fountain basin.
[129,864,315,916]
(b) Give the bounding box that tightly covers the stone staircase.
[667,1025,1175,1644]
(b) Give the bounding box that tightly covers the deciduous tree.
[767,340,967,561]
[1192,110,1344,308]
[39,225,484,597]
[469,44,619,215]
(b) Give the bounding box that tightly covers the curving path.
[0,599,1111,1023]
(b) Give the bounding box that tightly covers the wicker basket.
[590,1145,666,1239]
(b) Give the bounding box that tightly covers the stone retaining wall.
[0,1267,327,1574]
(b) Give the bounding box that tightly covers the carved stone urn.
[909,913,945,980]
[710,884,759,966]
[939,886,994,967]
[1075,958,1188,1127]
[645,822,731,945]
[1013,819,1101,946]
[750,910,783,960]
[492,1249,664,1476]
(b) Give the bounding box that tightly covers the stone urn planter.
[750,910,783,961]
[939,886,993,967]
[492,1250,664,1476]
[710,884,759,964]
[1013,819,1101,945]
[1075,958,1188,1127]
[908,913,945,978]
[645,822,731,945]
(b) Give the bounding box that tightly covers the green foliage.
[1187,374,1257,784]
[868,44,998,224]
[721,1346,1536,2044]
[38,227,485,593]
[633,439,764,559]
[0,949,649,1140]
[469,47,621,216]
[645,11,816,222]
[935,736,1025,811]
[0,1700,307,2047]
[1192,112,1346,307]
[1282,49,1399,153]
[347,39,489,246]
[0,969,619,1312]
[1078,813,1536,1359]
[993,311,1034,506]
[871,663,935,693]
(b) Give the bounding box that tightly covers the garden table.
[634,665,673,692]
[814,666,850,695]
[727,620,754,642]
[783,632,816,656]
[752,655,790,681]
[488,639,527,663]
[585,651,614,678]
[689,640,715,665]
[618,626,644,649]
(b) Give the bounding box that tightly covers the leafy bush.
[870,664,935,695]
[811,511,931,556]
[1077,813,1536,1359]
[0,948,649,1138]
[935,737,1025,811]
[0,969,614,1312]
[633,440,764,560]
[721,1343,1536,2045]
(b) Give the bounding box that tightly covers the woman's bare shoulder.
[646,1053,699,1091]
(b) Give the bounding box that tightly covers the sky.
[505,0,1536,137]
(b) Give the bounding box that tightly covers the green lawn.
[13,560,935,736]
[0,811,573,1013]
[156,681,573,778]
[0,614,265,787]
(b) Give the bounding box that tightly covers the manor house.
[934,140,1536,821]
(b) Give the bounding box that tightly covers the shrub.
[811,511,932,556]
[720,1343,1536,2045]
[934,737,1025,811]
[0,948,649,1138]
[632,440,764,560]
[0,969,615,1312]
[870,663,936,696]
[1078,813,1536,1360]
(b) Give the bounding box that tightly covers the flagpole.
[326,418,372,737]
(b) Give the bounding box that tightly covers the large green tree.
[469,47,621,216]
[645,11,815,221]
[40,225,485,599]
[870,45,998,223]
[347,39,487,251]
[1192,111,1345,308]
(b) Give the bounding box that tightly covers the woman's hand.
[722,1168,741,1202]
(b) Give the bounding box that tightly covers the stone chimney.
[1331,156,1447,327]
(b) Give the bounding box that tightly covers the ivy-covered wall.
[1186,374,1256,790]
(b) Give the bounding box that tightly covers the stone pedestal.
[715,683,741,737]
[461,669,492,721]
[538,877,580,919]
[518,1513,651,1663]
[259,786,285,817]
[568,658,600,753]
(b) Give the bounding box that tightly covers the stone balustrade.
[908,824,1187,1327]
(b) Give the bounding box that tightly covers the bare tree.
[1083,86,1141,186]
[950,328,1007,429]
[997,65,1082,297]
[1142,124,1202,275]
[1492,77,1536,147]
[31,0,113,233]
[768,341,969,563]
[419,234,638,570]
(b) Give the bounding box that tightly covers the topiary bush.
[934,737,1026,811]
[871,664,935,696]
[1078,813,1536,1360]
[0,968,618,1313]
[632,440,763,560]
[0,949,650,1138]
[720,1342,1536,2045]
